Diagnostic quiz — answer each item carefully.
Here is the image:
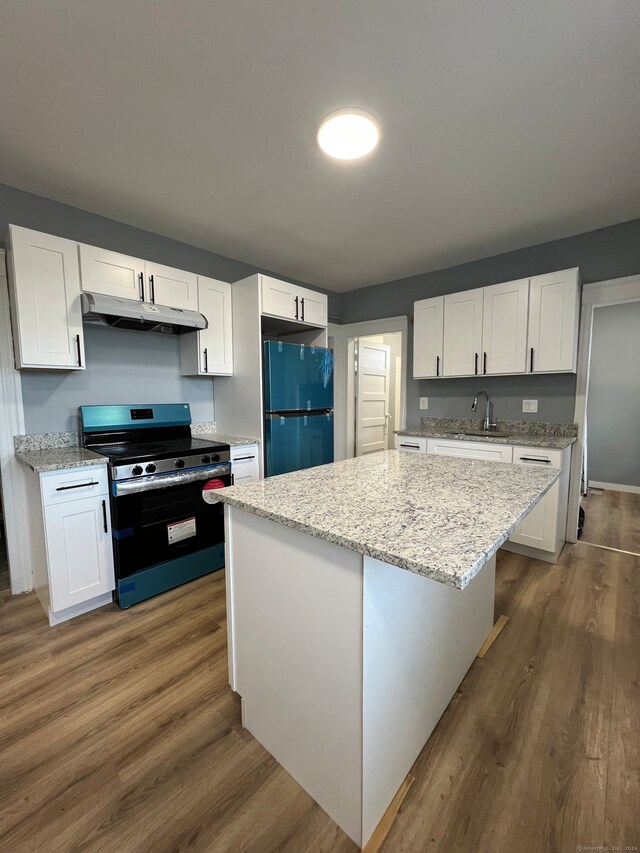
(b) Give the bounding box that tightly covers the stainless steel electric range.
[80,403,230,608]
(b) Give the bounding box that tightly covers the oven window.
[110,476,229,578]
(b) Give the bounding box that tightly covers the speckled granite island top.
[216,450,560,589]
[16,447,108,474]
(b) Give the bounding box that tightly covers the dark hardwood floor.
[581,489,640,554]
[0,543,638,852]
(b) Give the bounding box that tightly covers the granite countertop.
[16,447,108,474]
[396,429,576,449]
[215,450,560,590]
[197,432,260,447]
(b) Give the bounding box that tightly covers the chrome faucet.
[471,391,497,432]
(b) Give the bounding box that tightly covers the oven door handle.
[111,463,231,496]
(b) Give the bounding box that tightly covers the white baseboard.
[588,480,640,495]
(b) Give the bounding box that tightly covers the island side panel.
[361,555,496,845]
[225,506,365,847]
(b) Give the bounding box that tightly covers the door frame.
[329,317,408,461]
[567,273,640,542]
[0,249,33,593]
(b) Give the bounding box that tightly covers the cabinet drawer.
[426,439,513,463]
[395,436,427,453]
[511,446,563,468]
[41,466,109,506]
[231,445,260,483]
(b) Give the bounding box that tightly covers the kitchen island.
[216,450,559,847]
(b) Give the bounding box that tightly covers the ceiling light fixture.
[317,109,380,160]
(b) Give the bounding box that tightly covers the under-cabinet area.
[413,268,580,379]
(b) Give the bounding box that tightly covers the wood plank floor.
[0,545,638,852]
[581,489,640,554]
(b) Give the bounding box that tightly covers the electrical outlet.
[522,399,538,413]
[419,397,429,410]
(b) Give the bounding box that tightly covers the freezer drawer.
[265,413,334,476]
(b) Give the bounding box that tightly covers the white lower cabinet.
[231,444,261,483]
[505,446,571,558]
[426,438,513,463]
[27,465,115,625]
[395,436,428,453]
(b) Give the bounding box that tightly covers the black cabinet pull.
[301,298,305,321]
[436,355,440,377]
[520,457,551,464]
[149,274,155,304]
[233,455,256,461]
[203,348,209,373]
[483,352,487,374]
[399,443,420,449]
[474,353,478,375]
[101,499,108,533]
[56,481,99,491]
[75,334,82,367]
[138,272,144,301]
[530,347,534,372]
[294,296,299,320]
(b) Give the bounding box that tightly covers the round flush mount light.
[317,109,380,160]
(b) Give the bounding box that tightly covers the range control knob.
[131,465,143,476]
[211,453,220,462]
[174,459,185,469]
[145,463,156,474]
[201,455,211,464]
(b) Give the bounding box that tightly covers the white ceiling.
[1,1,639,292]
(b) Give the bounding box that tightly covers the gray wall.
[587,301,640,487]
[340,219,640,428]
[0,182,342,433]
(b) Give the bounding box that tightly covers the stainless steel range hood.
[81,292,207,335]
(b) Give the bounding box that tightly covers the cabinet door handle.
[474,353,478,375]
[75,334,82,367]
[203,348,209,373]
[233,455,256,461]
[301,298,305,321]
[101,499,108,533]
[483,352,487,374]
[436,355,440,377]
[138,272,145,301]
[530,347,534,372]
[399,443,420,449]
[149,274,155,304]
[294,296,299,320]
[520,457,551,464]
[56,481,99,491]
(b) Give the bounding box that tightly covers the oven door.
[110,465,231,578]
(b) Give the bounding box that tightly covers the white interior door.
[356,339,391,456]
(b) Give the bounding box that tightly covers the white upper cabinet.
[443,288,484,376]
[413,296,444,378]
[79,244,145,301]
[8,225,85,370]
[261,276,299,320]
[527,269,580,373]
[260,275,328,327]
[481,278,529,375]
[180,277,233,376]
[144,262,198,311]
[298,289,327,326]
